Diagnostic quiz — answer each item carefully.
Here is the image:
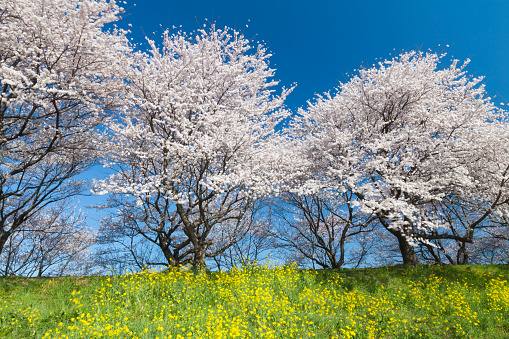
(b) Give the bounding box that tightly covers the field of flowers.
[0,264,508,338]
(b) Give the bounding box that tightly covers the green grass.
[1,264,508,338]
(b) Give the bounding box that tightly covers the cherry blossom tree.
[0,199,96,277]
[94,24,293,270]
[292,51,509,266]
[0,0,130,257]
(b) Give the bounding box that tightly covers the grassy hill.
[0,264,508,338]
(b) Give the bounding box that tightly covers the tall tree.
[94,24,293,269]
[0,0,130,256]
[292,51,509,266]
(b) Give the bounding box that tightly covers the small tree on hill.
[0,199,96,277]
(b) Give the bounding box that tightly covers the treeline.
[1,0,508,276]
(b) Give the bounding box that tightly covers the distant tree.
[0,0,130,257]
[209,205,274,271]
[417,213,509,265]
[343,224,401,268]
[0,200,96,277]
[469,227,509,265]
[94,24,293,270]
[93,195,166,273]
[292,51,509,266]
[413,198,503,265]
[269,192,375,269]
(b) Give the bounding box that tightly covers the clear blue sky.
[118,0,509,108]
[81,0,509,228]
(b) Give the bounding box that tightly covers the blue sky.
[118,0,509,109]
[81,0,509,228]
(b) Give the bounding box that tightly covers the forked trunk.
[161,247,181,268]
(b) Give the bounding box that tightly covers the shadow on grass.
[302,264,509,294]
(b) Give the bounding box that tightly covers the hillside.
[0,264,508,338]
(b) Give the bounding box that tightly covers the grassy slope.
[0,264,508,339]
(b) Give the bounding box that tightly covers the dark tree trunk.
[377,214,419,267]
[193,247,207,271]
[0,232,10,261]
[456,243,469,265]
[161,246,180,268]
[395,233,418,266]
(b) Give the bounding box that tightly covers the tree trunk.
[0,232,10,259]
[330,223,349,269]
[193,248,207,271]
[395,233,418,266]
[377,214,419,267]
[456,243,469,265]
[161,247,180,268]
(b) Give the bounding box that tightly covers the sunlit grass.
[0,264,508,338]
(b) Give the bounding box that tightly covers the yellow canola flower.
[4,265,509,338]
